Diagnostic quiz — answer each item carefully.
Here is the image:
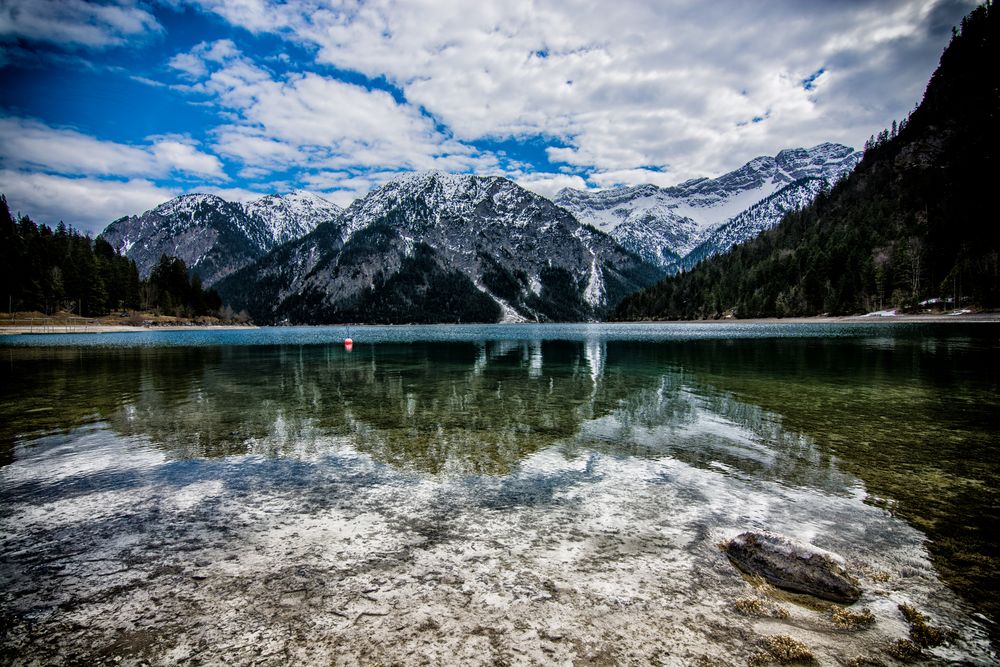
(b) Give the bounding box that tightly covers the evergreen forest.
[0,195,222,318]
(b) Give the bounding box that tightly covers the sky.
[0,0,977,234]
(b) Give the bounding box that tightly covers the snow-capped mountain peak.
[100,190,342,286]
[215,172,663,325]
[243,190,342,246]
[341,170,544,238]
[151,193,228,218]
[555,143,861,268]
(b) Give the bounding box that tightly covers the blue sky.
[0,0,976,233]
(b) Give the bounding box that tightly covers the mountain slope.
[612,3,999,320]
[216,172,663,324]
[99,194,262,288]
[243,190,343,246]
[99,191,341,286]
[556,144,860,268]
[680,177,830,271]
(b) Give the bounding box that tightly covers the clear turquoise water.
[1,323,998,663]
[0,321,976,347]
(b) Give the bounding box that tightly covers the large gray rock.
[725,531,861,603]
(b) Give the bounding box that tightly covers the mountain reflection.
[2,340,857,489]
[2,329,996,635]
[108,341,626,475]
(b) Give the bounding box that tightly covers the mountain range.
[95,145,861,323]
[214,172,661,324]
[555,143,860,269]
[99,191,341,286]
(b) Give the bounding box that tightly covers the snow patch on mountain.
[556,143,861,268]
[682,178,831,270]
[100,191,341,286]
[243,190,342,246]
[584,258,605,307]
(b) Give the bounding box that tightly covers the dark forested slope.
[0,196,222,318]
[612,3,999,320]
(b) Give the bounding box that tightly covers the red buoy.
[344,337,353,350]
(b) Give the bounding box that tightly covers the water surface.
[1,323,998,664]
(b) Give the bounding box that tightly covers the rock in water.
[725,531,861,603]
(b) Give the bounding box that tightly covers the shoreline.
[0,324,258,336]
[616,312,1000,325]
[1,311,997,336]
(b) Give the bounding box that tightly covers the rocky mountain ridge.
[555,143,861,269]
[99,191,341,286]
[215,172,663,324]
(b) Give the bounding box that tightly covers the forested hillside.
[612,3,999,320]
[0,196,221,318]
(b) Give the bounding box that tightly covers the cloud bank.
[0,0,976,231]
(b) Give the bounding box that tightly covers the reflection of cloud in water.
[573,372,860,496]
[4,423,166,486]
[1,335,997,663]
[1,417,993,664]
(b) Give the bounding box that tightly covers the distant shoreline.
[0,324,258,336]
[1,312,997,336]
[616,312,1000,325]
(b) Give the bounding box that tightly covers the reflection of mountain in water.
[3,341,857,493]
[2,333,997,630]
[4,343,617,475]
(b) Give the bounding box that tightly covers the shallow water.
[1,323,998,664]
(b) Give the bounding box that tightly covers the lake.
[1,323,998,664]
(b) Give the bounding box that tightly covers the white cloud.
[0,117,226,180]
[0,170,177,233]
[588,169,679,189]
[1,117,158,176]
[514,172,588,200]
[213,127,303,167]
[168,38,240,78]
[231,74,440,160]
[168,51,208,79]
[0,0,161,48]
[150,140,227,178]
[182,0,289,34]
[186,0,975,184]
[169,40,501,181]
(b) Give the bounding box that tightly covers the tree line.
[612,2,999,320]
[1,195,224,318]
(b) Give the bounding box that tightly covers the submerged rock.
[725,531,861,603]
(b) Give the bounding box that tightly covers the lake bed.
[1,323,998,664]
